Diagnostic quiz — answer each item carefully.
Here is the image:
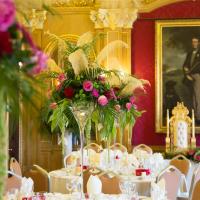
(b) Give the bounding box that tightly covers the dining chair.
[110,143,127,153]
[98,171,121,194]
[5,157,22,193]
[133,144,153,154]
[157,165,182,200]
[170,154,191,177]
[63,152,80,168]
[84,143,103,153]
[190,179,200,200]
[24,164,50,192]
[189,164,200,199]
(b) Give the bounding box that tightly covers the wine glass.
[71,101,94,197]
[66,177,76,194]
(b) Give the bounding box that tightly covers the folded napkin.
[87,175,102,195]
[151,179,166,200]
[20,177,34,197]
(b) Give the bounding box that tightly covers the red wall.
[132,0,200,146]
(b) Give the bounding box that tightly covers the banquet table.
[49,169,155,196]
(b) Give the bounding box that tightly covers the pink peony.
[114,104,121,112]
[92,88,99,98]
[129,96,135,104]
[188,149,195,156]
[58,73,66,82]
[0,0,15,31]
[31,50,48,75]
[98,74,106,83]
[98,95,108,106]
[195,155,200,161]
[50,102,57,110]
[126,102,132,110]
[83,80,93,92]
[105,88,117,100]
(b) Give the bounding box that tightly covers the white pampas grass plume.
[47,58,62,73]
[68,49,88,76]
[96,40,128,65]
[120,76,146,96]
[77,32,94,47]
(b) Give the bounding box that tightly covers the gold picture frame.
[155,20,200,133]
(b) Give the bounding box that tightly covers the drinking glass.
[71,101,94,198]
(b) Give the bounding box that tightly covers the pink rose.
[31,50,48,75]
[129,96,135,104]
[50,102,57,110]
[0,0,15,31]
[195,155,200,161]
[92,88,99,98]
[188,150,195,156]
[105,88,117,100]
[83,80,93,92]
[98,95,108,106]
[98,74,106,84]
[114,104,121,112]
[126,102,132,110]
[58,73,66,82]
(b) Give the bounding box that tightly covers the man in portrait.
[183,36,200,123]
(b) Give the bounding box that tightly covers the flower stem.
[0,93,8,200]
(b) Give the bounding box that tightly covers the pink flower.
[188,149,195,156]
[83,80,93,92]
[98,95,108,106]
[58,73,66,82]
[126,102,132,110]
[105,88,117,100]
[92,89,99,98]
[98,74,106,83]
[0,0,15,31]
[129,96,135,104]
[50,102,57,110]
[114,104,121,112]
[195,155,200,161]
[17,23,36,49]
[31,50,48,74]
[56,83,62,91]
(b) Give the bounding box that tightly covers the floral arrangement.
[0,0,47,198]
[164,148,200,162]
[44,32,149,145]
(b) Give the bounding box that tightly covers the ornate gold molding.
[140,0,187,13]
[51,0,95,7]
[18,9,47,31]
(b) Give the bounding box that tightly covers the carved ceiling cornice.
[140,0,187,12]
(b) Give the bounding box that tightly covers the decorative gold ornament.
[52,0,95,7]
[20,9,47,31]
[166,102,196,153]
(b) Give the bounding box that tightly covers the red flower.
[188,149,195,156]
[64,87,74,99]
[195,155,200,161]
[0,31,12,57]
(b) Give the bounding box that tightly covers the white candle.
[167,109,169,137]
[192,110,195,138]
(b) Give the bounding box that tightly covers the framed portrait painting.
[155,20,200,133]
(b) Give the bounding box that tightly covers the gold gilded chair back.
[166,102,196,152]
[84,143,103,153]
[110,143,127,153]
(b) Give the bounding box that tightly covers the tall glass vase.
[71,102,94,198]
